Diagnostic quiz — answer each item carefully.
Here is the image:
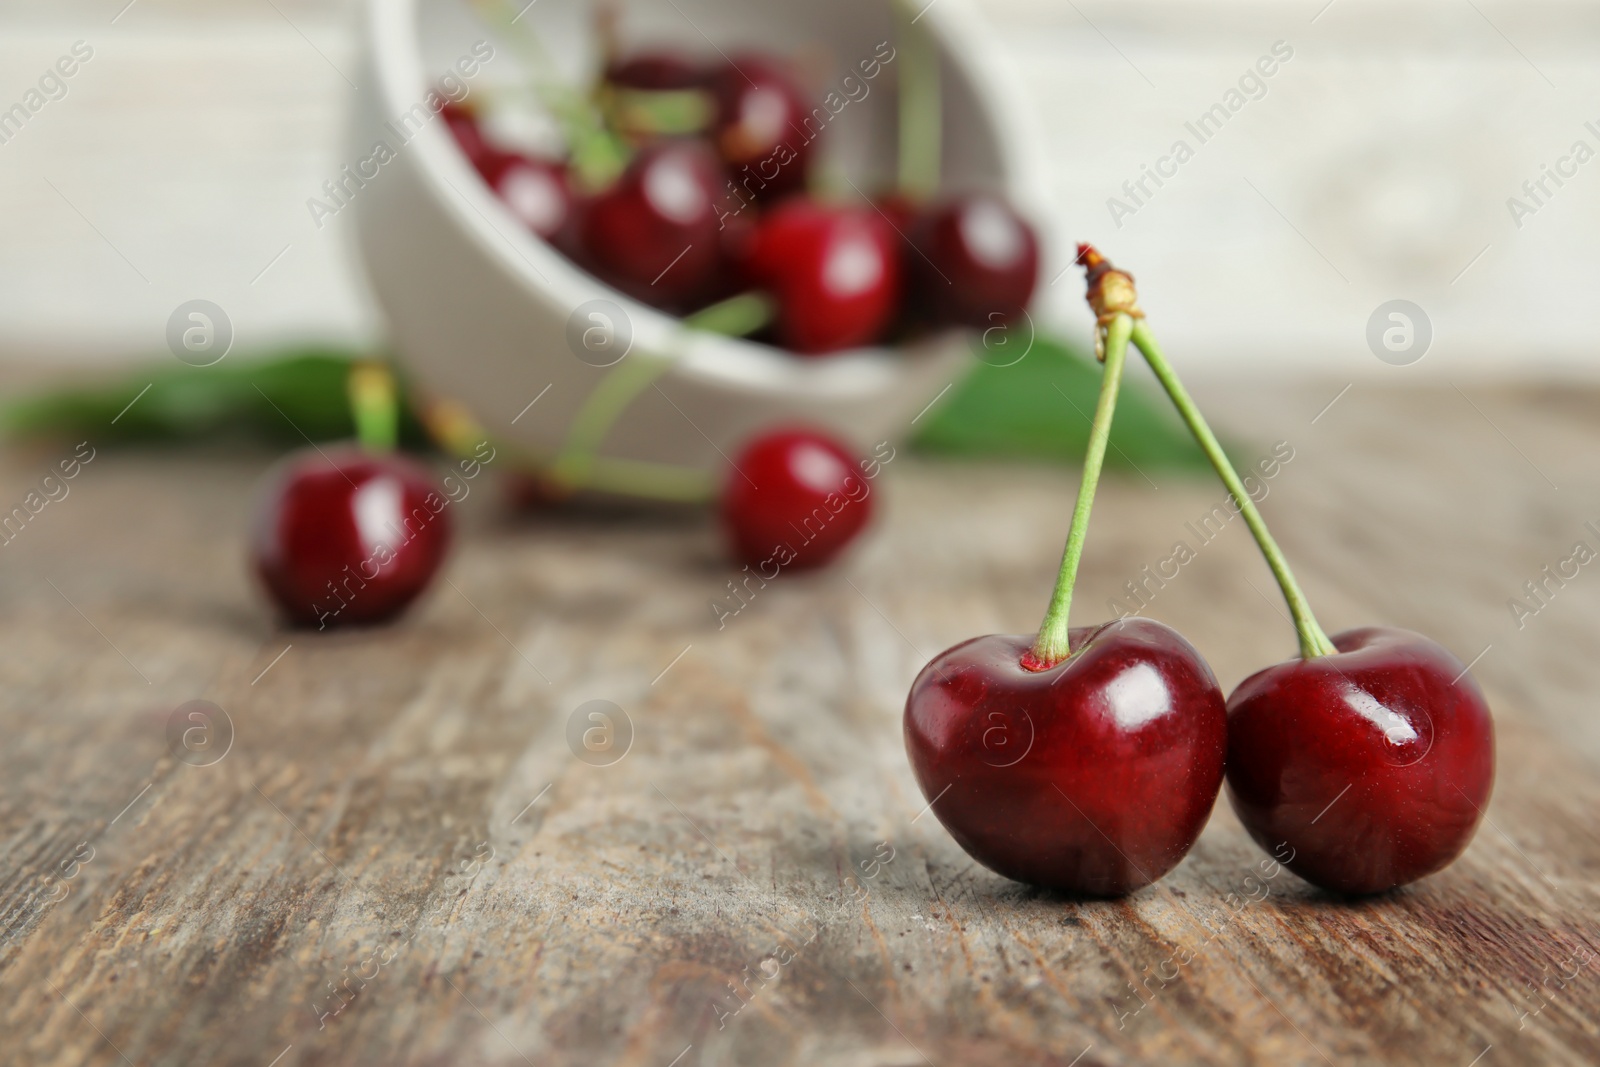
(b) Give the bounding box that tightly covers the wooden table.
[2,381,1596,1066]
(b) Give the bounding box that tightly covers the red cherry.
[708,55,812,202]
[440,101,498,175]
[1225,627,1495,894]
[908,193,1039,328]
[604,51,707,90]
[250,448,451,628]
[904,620,1227,895]
[482,153,573,241]
[720,428,874,570]
[741,201,901,354]
[578,140,726,310]
[601,51,715,144]
[873,193,920,238]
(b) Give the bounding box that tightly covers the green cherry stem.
[682,291,775,338]
[1128,320,1335,659]
[473,0,628,190]
[894,0,941,200]
[348,362,399,454]
[1027,311,1132,669]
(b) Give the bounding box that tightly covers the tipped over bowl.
[352,0,1042,498]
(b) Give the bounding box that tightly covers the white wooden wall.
[2,0,1596,378]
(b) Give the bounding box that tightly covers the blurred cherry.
[578,140,726,310]
[909,193,1039,328]
[874,193,920,238]
[741,201,901,354]
[601,50,715,144]
[605,50,707,90]
[720,427,873,570]
[251,448,451,629]
[708,55,813,202]
[440,101,498,175]
[482,153,573,241]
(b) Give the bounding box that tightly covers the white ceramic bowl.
[352,0,1040,499]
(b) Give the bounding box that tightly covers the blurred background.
[3,0,1597,381]
[8,5,1600,1062]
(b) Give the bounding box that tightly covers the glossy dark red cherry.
[251,448,451,629]
[1225,626,1494,895]
[720,428,873,571]
[904,619,1227,896]
[741,201,901,354]
[909,193,1039,328]
[482,152,573,241]
[578,139,725,310]
[708,55,812,202]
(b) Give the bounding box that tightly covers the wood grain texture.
[1,381,1597,1067]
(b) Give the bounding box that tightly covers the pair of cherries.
[904,249,1495,897]
[906,623,1494,896]
[443,44,1040,354]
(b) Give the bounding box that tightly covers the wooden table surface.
[2,379,1598,1067]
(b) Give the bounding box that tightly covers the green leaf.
[910,332,1213,473]
[0,348,431,449]
[4,336,1229,478]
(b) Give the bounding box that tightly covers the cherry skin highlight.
[250,448,452,629]
[741,201,901,354]
[1225,626,1494,895]
[719,428,873,571]
[908,193,1039,328]
[708,55,812,202]
[578,139,726,310]
[481,153,573,242]
[904,620,1227,896]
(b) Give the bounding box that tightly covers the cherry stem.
[420,397,488,459]
[474,0,628,190]
[348,362,398,454]
[895,0,941,200]
[683,292,775,337]
[1029,312,1132,669]
[601,86,712,139]
[1128,320,1336,659]
[550,351,671,490]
